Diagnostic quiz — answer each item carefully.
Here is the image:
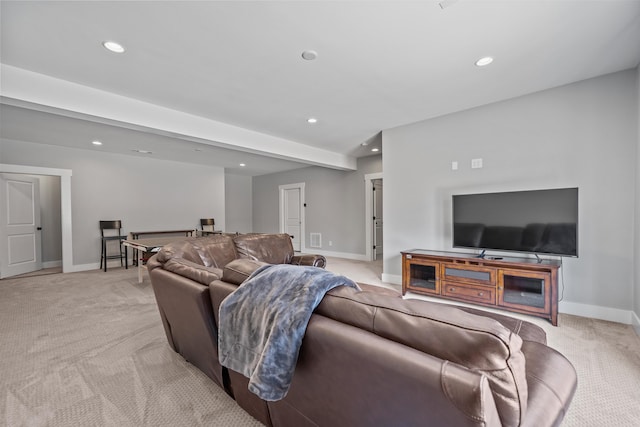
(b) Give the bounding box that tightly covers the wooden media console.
[401,249,561,325]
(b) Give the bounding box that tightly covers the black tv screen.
[452,188,578,257]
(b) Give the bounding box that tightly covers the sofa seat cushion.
[222,258,269,285]
[163,258,222,286]
[233,233,294,264]
[316,286,528,427]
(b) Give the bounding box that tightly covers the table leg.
[137,250,144,283]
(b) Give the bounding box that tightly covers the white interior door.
[280,183,304,252]
[0,174,42,278]
[373,179,383,260]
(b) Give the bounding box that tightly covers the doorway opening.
[279,182,305,252]
[364,173,383,261]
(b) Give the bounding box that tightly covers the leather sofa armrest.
[163,258,222,286]
[520,341,577,427]
[147,254,162,272]
[290,254,326,268]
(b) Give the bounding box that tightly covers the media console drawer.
[442,265,495,286]
[442,282,495,304]
[401,249,561,326]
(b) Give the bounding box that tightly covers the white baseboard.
[558,300,633,324]
[68,262,100,272]
[302,248,369,262]
[42,260,62,269]
[632,311,640,337]
[382,273,402,285]
[69,261,132,272]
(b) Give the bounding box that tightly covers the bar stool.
[200,218,215,231]
[199,218,221,236]
[100,220,128,272]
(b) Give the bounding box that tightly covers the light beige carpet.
[1,261,639,426]
[0,268,261,426]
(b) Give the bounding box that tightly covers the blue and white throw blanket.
[218,263,359,401]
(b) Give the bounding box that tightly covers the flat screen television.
[452,188,578,257]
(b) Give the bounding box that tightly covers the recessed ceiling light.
[371,148,380,152]
[132,149,152,154]
[92,140,102,146]
[239,163,246,167]
[475,56,494,67]
[301,50,318,61]
[102,41,125,53]
[307,118,318,124]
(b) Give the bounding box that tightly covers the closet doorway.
[364,173,383,261]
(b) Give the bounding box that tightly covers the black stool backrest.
[200,218,215,230]
[100,220,123,236]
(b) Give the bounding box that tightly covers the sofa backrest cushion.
[155,235,237,268]
[233,233,294,265]
[193,234,238,268]
[315,286,528,427]
[156,237,202,265]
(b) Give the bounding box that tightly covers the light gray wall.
[383,69,637,312]
[225,174,253,233]
[635,65,640,327]
[1,139,225,267]
[252,155,382,255]
[29,174,62,264]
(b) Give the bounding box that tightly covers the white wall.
[383,69,638,319]
[1,139,225,268]
[252,155,382,257]
[225,174,253,233]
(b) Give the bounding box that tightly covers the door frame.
[279,182,305,252]
[364,172,383,261]
[0,164,73,273]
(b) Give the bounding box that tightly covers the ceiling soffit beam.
[0,65,357,171]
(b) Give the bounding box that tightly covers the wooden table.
[128,229,195,266]
[129,229,195,239]
[199,230,223,236]
[123,236,191,283]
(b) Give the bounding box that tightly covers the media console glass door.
[498,269,550,314]
[405,258,441,295]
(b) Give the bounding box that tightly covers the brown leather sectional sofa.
[147,233,577,427]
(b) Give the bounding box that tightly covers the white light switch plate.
[471,158,483,169]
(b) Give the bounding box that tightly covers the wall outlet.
[329,241,333,246]
[471,158,483,169]
[451,161,458,170]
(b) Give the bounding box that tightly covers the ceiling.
[1,1,639,176]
